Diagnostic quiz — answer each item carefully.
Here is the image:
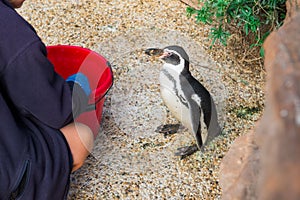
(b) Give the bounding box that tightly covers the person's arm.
[66,73,91,118]
[0,41,88,128]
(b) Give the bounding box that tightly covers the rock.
[219,130,259,200]
[257,11,300,200]
[220,1,300,199]
[284,0,300,24]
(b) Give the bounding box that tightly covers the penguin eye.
[170,53,180,61]
[165,52,172,57]
[165,53,180,65]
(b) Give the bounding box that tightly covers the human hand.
[66,73,91,96]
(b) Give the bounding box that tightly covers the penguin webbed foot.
[175,144,199,159]
[155,124,180,137]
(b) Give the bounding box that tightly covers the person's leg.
[60,122,94,172]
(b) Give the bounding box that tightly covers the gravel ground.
[19,0,265,199]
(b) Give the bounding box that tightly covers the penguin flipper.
[174,144,198,158]
[189,94,204,149]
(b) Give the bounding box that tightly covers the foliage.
[232,106,262,119]
[187,0,286,55]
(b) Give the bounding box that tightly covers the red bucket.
[46,45,113,137]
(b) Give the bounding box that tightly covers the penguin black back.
[182,73,212,130]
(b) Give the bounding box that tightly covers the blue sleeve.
[0,41,88,129]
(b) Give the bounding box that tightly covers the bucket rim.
[46,44,114,111]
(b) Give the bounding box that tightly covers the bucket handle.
[84,61,114,112]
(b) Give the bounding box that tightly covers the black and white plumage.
[145,45,221,157]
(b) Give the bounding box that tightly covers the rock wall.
[257,9,300,200]
[285,0,300,23]
[220,1,300,199]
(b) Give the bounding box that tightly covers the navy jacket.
[0,1,88,199]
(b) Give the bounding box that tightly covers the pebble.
[18,0,265,199]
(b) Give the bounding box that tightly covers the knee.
[60,122,94,172]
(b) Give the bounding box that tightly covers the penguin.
[145,45,221,157]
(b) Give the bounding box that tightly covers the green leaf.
[260,46,265,57]
[186,7,196,18]
[186,0,286,54]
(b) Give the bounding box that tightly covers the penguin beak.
[159,52,171,59]
[145,48,164,57]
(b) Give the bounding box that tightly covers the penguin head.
[161,45,189,63]
[160,45,190,73]
[145,45,190,73]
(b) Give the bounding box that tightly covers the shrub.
[187,0,286,55]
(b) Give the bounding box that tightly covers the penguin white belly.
[159,71,193,133]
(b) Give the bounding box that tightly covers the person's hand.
[66,73,91,96]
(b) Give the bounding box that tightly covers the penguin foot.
[155,124,180,137]
[174,144,198,159]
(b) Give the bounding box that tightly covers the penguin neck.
[181,61,191,76]
[162,61,190,76]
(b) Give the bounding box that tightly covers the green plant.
[187,0,286,53]
[231,106,262,119]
